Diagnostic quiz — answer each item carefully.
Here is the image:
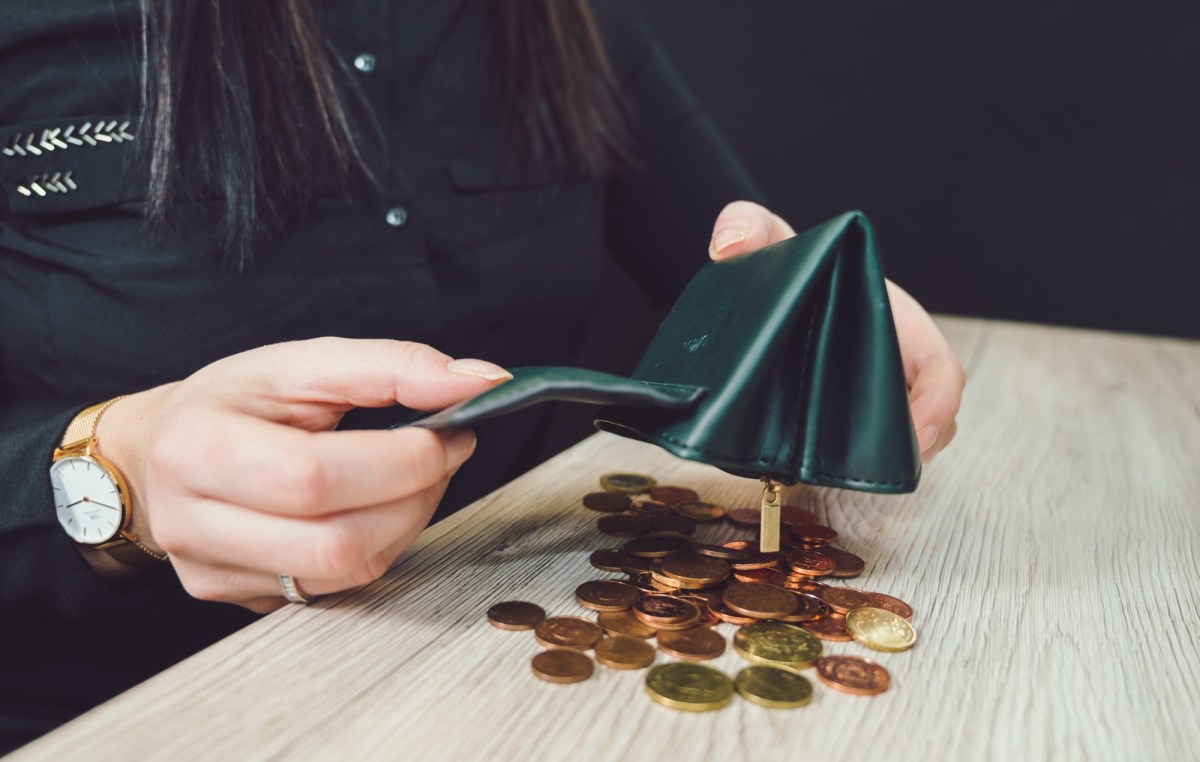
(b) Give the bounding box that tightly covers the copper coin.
[534,616,605,650]
[651,513,696,535]
[725,508,764,527]
[650,570,718,591]
[597,610,657,639]
[594,635,657,670]
[722,582,799,619]
[658,553,731,586]
[730,554,782,572]
[657,627,727,661]
[575,580,640,612]
[673,500,726,523]
[634,595,702,629]
[777,593,828,623]
[822,547,866,577]
[486,601,546,631]
[821,586,875,615]
[788,523,838,545]
[589,548,625,573]
[622,535,691,558]
[532,648,594,684]
[600,472,656,494]
[597,513,652,538]
[582,491,632,513]
[865,591,914,620]
[707,595,758,626]
[733,568,788,586]
[626,573,659,593]
[648,486,699,505]
[679,595,721,626]
[618,552,657,575]
[632,500,674,516]
[815,655,890,695]
[692,543,750,561]
[785,549,836,576]
[784,578,830,596]
[723,540,761,552]
[803,612,852,642]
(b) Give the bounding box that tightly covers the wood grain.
[14,317,1200,762]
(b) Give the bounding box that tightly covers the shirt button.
[385,207,408,227]
[353,53,376,73]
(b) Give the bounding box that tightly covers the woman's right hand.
[95,338,512,613]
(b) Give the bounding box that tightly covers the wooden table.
[14,317,1200,761]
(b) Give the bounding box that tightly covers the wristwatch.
[49,396,167,568]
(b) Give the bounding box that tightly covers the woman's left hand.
[708,201,965,461]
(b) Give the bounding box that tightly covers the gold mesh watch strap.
[59,396,128,452]
[102,538,169,569]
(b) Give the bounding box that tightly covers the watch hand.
[89,500,120,511]
[62,499,86,509]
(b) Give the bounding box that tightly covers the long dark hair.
[139,0,629,265]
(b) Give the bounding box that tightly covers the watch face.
[49,456,124,544]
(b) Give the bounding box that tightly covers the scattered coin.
[532,648,594,684]
[732,568,788,586]
[707,595,758,626]
[575,580,640,612]
[595,635,657,670]
[788,523,839,545]
[582,491,633,513]
[600,473,656,493]
[785,549,836,577]
[691,543,750,561]
[725,507,764,527]
[656,627,727,661]
[865,591,914,620]
[650,513,697,535]
[815,655,890,695]
[648,486,699,505]
[733,621,823,670]
[645,663,734,712]
[723,582,799,619]
[589,548,625,573]
[534,616,605,650]
[486,601,546,631]
[822,547,866,577]
[633,500,674,516]
[803,612,853,642]
[777,593,828,624]
[634,595,702,630]
[618,552,657,575]
[597,610,657,639]
[735,666,814,709]
[597,513,652,537]
[673,500,726,523]
[821,587,875,614]
[845,606,917,652]
[622,535,691,558]
[658,553,731,587]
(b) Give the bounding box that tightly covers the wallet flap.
[403,366,704,430]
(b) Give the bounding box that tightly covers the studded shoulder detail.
[2,120,135,158]
[2,118,138,207]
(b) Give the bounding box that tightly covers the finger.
[708,200,797,260]
[207,338,512,414]
[908,352,965,458]
[164,410,475,515]
[156,477,448,579]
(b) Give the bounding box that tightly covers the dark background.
[639,0,1200,340]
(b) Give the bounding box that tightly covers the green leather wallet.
[405,211,920,494]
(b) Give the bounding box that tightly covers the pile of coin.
[486,473,915,710]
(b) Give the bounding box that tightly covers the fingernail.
[917,425,940,453]
[709,226,746,258]
[445,429,477,469]
[446,358,513,381]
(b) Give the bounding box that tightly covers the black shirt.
[0,0,759,750]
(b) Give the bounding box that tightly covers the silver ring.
[279,574,313,604]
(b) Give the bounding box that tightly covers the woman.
[0,0,963,750]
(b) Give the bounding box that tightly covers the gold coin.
[734,666,814,709]
[845,606,916,652]
[644,662,734,712]
[597,610,657,639]
[733,621,823,669]
[600,473,656,494]
[594,635,657,670]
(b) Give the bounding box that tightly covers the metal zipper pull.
[759,476,783,553]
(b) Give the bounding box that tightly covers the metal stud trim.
[15,171,77,197]
[2,121,134,159]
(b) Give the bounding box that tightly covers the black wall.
[642,1,1200,339]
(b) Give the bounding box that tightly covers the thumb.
[708,200,797,260]
[217,338,512,412]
